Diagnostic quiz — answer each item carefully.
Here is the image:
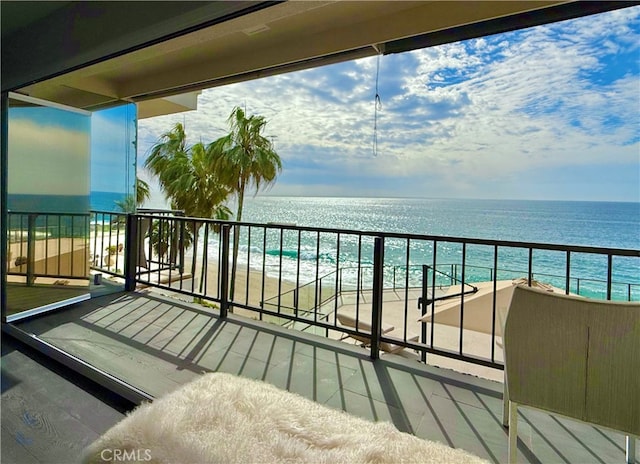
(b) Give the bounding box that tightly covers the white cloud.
[138,7,640,201]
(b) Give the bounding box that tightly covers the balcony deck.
[1,336,132,463]
[12,290,637,464]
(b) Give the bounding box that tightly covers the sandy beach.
[7,236,90,280]
[178,260,329,322]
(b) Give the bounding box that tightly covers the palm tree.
[114,195,137,214]
[207,107,282,301]
[136,177,150,206]
[114,177,150,214]
[145,123,231,284]
[146,123,231,221]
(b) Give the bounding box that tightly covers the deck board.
[1,336,130,463]
[11,290,639,464]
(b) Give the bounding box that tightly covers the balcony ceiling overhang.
[3,1,637,113]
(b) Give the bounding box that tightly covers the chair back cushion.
[504,285,639,435]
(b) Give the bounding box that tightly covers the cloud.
[138,6,640,202]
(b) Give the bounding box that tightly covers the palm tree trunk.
[228,180,245,309]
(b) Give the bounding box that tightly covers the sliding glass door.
[5,93,91,321]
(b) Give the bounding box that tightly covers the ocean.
[7,192,127,214]
[91,191,129,212]
[7,194,89,214]
[207,197,640,301]
[239,197,640,248]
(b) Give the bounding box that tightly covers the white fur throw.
[83,373,488,463]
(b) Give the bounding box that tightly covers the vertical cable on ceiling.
[372,53,382,157]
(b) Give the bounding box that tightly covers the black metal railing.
[89,209,186,281]
[6,211,90,284]
[137,208,185,217]
[90,211,128,278]
[262,263,477,321]
[120,213,639,371]
[437,262,638,304]
[8,209,638,370]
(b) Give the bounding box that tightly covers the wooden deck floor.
[1,336,132,463]
[12,290,638,464]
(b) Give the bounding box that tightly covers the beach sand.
[193,261,330,322]
[7,237,90,279]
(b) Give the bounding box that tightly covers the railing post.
[26,214,36,286]
[421,264,429,363]
[606,254,613,300]
[563,250,570,295]
[1,93,8,320]
[124,214,139,292]
[178,220,185,274]
[370,236,384,360]
[220,224,230,319]
[393,266,396,289]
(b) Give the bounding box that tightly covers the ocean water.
[7,194,89,214]
[202,197,640,301]
[7,192,128,214]
[91,191,129,212]
[240,197,640,248]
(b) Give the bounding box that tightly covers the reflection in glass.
[89,103,137,296]
[6,94,91,319]
[90,104,137,213]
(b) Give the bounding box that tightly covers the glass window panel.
[6,94,91,320]
[89,103,137,296]
[90,103,137,212]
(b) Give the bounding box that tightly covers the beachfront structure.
[2,2,639,463]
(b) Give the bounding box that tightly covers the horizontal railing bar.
[240,300,504,370]
[8,211,91,217]
[7,271,89,280]
[137,208,184,216]
[380,334,505,369]
[16,211,619,257]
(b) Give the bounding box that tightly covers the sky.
[91,104,136,195]
[138,6,640,203]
